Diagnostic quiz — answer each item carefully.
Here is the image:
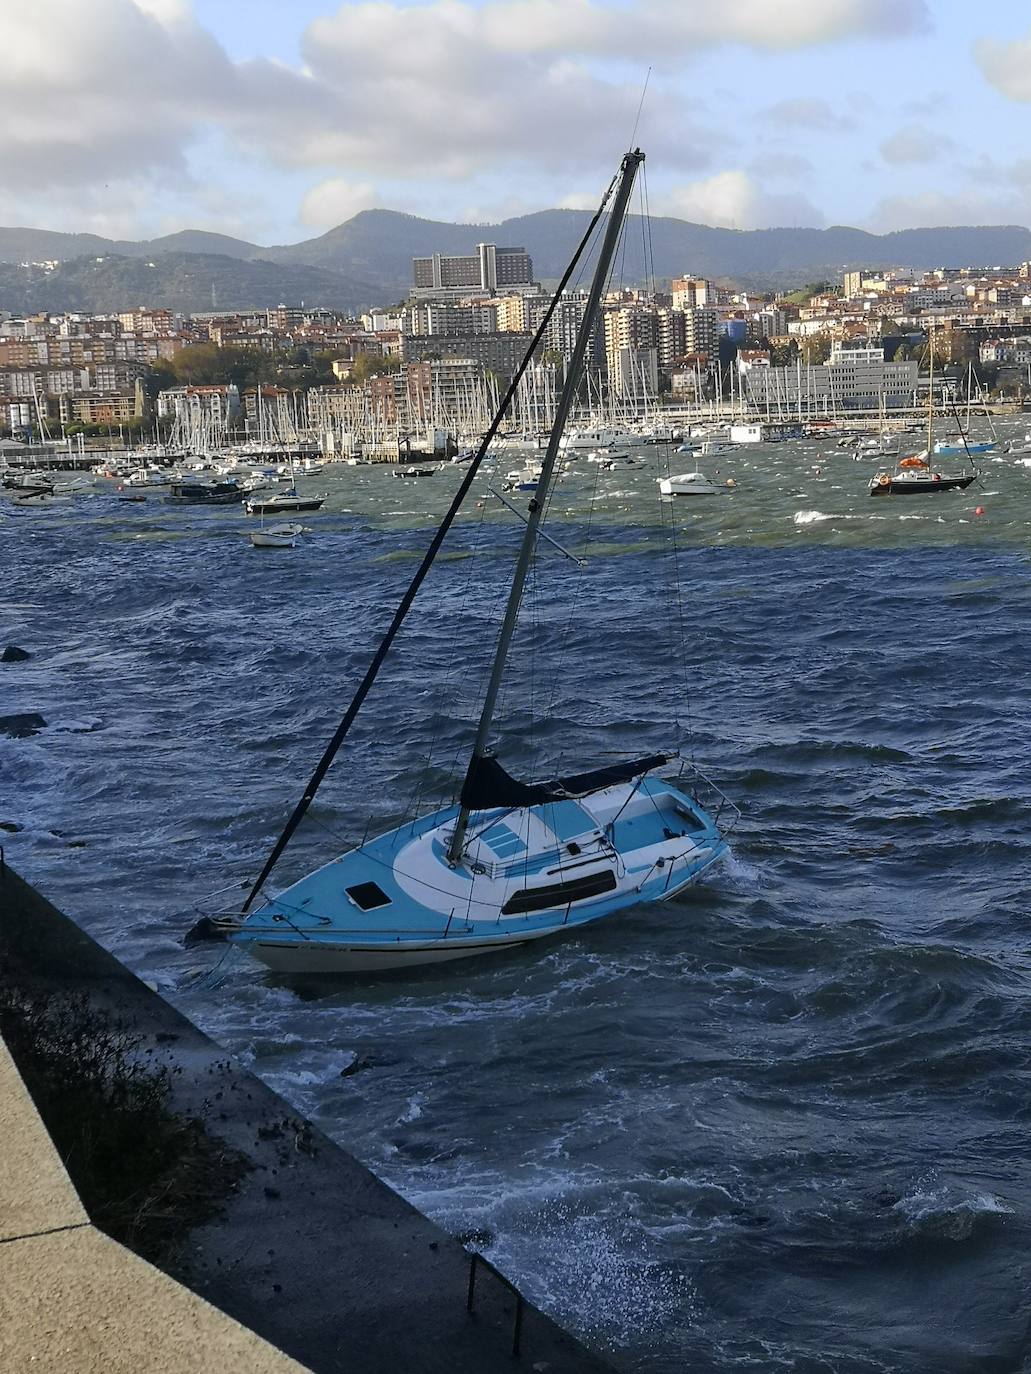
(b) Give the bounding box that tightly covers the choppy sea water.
[4,429,1031,1372]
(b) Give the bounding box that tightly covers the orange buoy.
[974,505,985,516]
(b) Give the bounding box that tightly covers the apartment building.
[156,384,240,424]
[739,340,918,411]
[411,244,535,298]
[671,277,711,309]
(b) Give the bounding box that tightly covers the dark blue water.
[3,448,1031,1372]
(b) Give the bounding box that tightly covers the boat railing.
[675,761,742,835]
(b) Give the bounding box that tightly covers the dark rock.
[0,713,46,738]
[1,645,31,662]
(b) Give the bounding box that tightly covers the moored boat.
[166,478,246,505]
[659,471,719,496]
[250,522,304,548]
[244,488,327,514]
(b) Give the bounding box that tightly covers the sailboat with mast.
[201,151,733,974]
[870,322,978,496]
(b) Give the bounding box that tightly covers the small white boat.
[250,522,304,548]
[659,471,719,496]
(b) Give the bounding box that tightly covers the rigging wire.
[400,490,495,824]
[628,68,652,156]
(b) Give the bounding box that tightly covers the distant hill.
[0,253,375,315]
[273,211,1031,294]
[1,213,1029,311]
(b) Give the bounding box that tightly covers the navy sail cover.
[460,752,673,811]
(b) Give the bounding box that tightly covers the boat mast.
[926,318,935,455]
[446,147,644,865]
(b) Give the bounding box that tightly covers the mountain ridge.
[1,212,1029,314]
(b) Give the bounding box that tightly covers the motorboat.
[560,425,639,452]
[250,522,304,548]
[166,479,247,505]
[659,471,720,496]
[244,488,327,514]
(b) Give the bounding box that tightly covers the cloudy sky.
[8,0,1031,243]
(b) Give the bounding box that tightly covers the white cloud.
[660,171,825,230]
[974,30,1031,101]
[880,123,951,165]
[750,152,815,180]
[763,98,847,132]
[0,0,930,236]
[306,0,929,69]
[289,0,926,180]
[866,188,1030,232]
[300,179,379,229]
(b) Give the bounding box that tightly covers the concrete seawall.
[0,860,615,1373]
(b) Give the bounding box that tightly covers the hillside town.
[4,244,1031,455]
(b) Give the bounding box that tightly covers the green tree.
[801,334,832,365]
[349,352,402,385]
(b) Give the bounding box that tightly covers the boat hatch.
[501,868,617,915]
[345,881,392,911]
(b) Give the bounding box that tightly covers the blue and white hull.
[225,777,728,973]
[932,440,996,456]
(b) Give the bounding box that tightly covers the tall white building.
[739,341,918,411]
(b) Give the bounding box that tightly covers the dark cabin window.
[346,882,392,911]
[502,869,617,916]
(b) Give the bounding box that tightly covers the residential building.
[157,384,240,424]
[671,277,710,309]
[401,331,536,380]
[411,244,535,298]
[610,345,658,396]
[683,307,719,356]
[738,340,918,411]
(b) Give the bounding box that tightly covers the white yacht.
[659,471,719,496]
[560,425,639,452]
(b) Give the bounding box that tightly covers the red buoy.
[974,505,985,517]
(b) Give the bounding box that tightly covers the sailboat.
[933,363,997,456]
[200,151,733,974]
[870,323,978,497]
